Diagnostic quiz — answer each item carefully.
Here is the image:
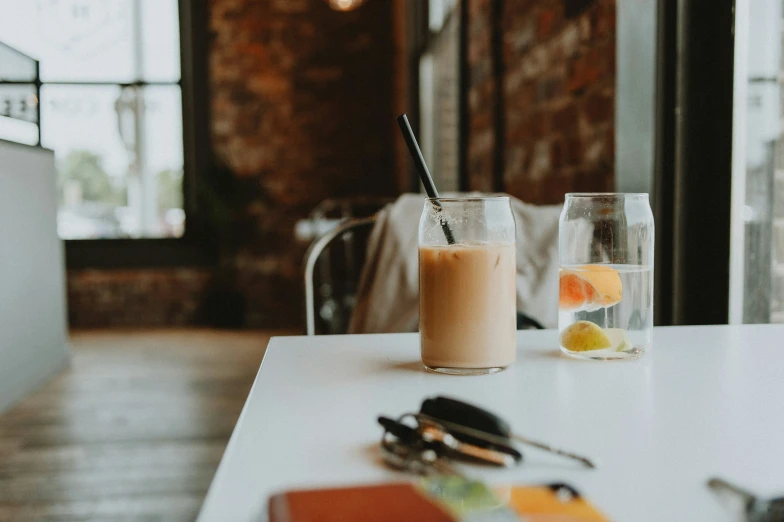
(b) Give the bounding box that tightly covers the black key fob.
[420,396,512,439]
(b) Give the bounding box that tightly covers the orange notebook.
[269,477,609,522]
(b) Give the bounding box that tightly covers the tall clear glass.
[558,193,654,360]
[419,197,516,374]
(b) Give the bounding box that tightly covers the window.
[0,0,184,240]
[417,0,461,193]
[0,42,40,145]
[730,0,784,324]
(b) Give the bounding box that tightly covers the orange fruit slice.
[559,265,622,310]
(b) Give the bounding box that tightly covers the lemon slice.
[604,328,632,352]
[560,321,612,352]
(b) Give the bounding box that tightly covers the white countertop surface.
[198,325,784,522]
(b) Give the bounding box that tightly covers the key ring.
[379,413,454,476]
[378,412,522,475]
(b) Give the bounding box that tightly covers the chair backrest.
[303,216,378,336]
[304,194,554,335]
[303,197,394,335]
[303,197,393,336]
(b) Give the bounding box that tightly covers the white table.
[198,325,784,522]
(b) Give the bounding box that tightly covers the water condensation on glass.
[419,198,515,245]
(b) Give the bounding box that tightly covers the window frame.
[0,42,41,145]
[653,0,735,325]
[51,0,214,268]
[411,0,467,193]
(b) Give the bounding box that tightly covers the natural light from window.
[0,0,184,239]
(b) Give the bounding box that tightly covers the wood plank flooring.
[0,329,287,522]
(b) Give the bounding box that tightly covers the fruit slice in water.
[561,322,632,353]
[604,328,632,352]
[560,321,611,352]
[559,265,623,311]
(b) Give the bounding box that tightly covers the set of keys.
[378,397,784,521]
[377,396,596,476]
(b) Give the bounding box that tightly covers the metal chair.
[303,195,546,335]
[304,216,377,336]
[304,213,546,335]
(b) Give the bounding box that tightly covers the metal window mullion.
[35,81,180,86]
[132,0,145,82]
[0,81,181,89]
[131,0,155,236]
[35,61,41,146]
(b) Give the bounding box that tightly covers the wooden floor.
[0,329,285,522]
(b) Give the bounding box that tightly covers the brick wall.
[466,0,496,192]
[467,0,616,203]
[68,269,211,327]
[67,0,401,329]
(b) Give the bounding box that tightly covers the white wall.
[0,139,70,414]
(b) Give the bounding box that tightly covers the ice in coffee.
[418,197,517,374]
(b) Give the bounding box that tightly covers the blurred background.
[0,0,783,519]
[0,0,622,331]
[2,0,780,332]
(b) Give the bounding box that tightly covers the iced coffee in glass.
[418,197,517,375]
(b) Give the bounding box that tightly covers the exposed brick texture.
[67,269,212,327]
[467,0,615,203]
[466,0,496,192]
[67,0,401,329]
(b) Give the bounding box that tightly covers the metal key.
[378,415,464,476]
[378,413,522,477]
[417,417,520,467]
[380,439,463,477]
[708,477,784,522]
[420,396,597,468]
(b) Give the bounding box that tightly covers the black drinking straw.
[396,114,456,245]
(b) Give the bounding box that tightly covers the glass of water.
[558,193,654,360]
